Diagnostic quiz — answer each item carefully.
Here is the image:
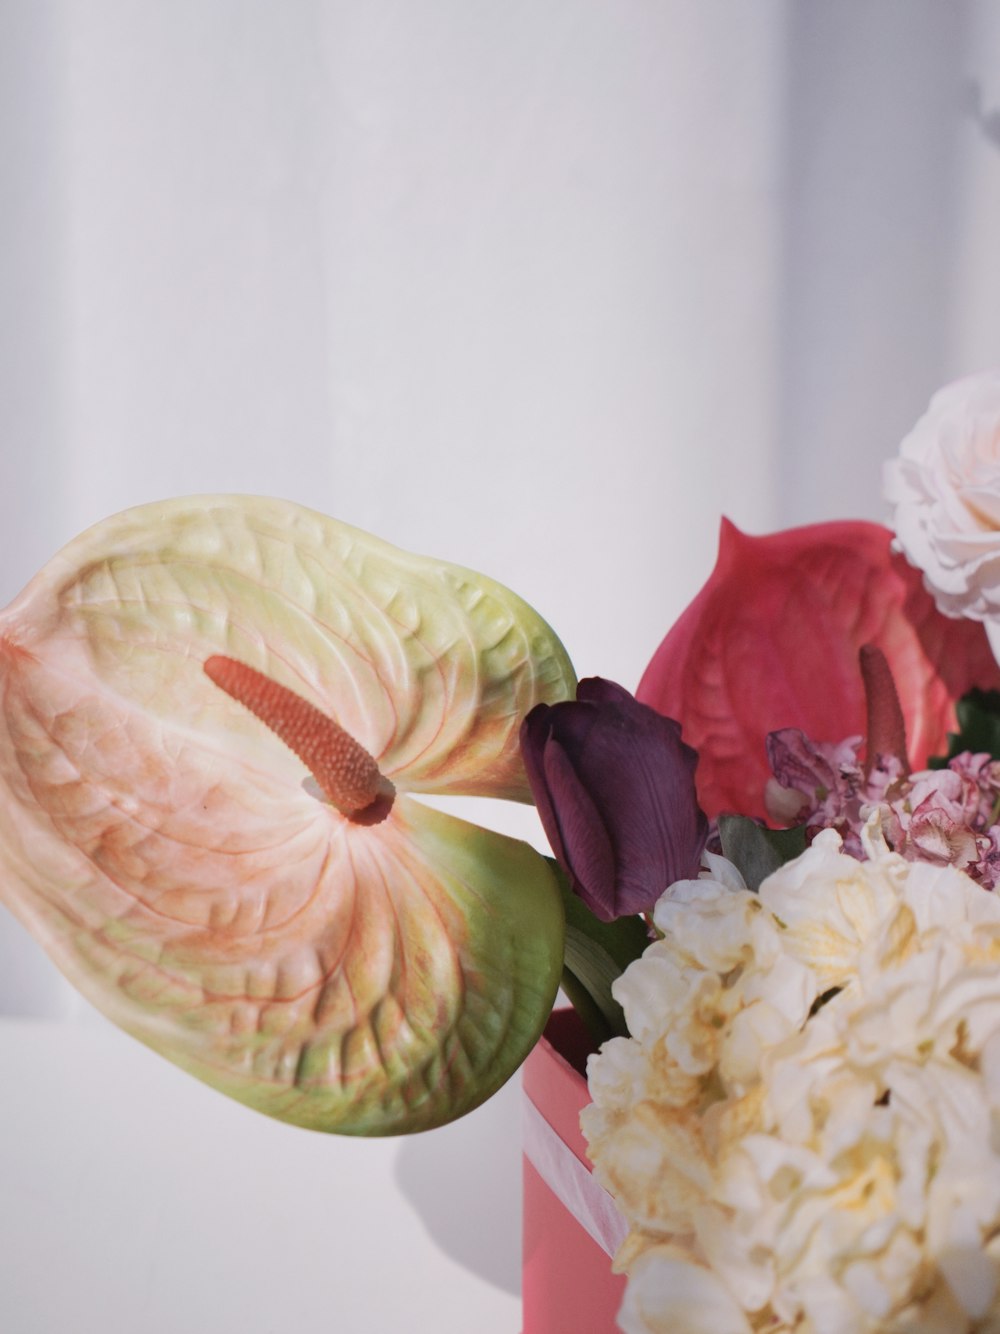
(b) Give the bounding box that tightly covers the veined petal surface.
[5,496,575,800]
[0,497,571,1132]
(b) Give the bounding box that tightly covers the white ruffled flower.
[584,833,1000,1333]
[885,371,1000,652]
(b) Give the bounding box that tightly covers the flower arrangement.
[532,368,1000,1332]
[4,373,1000,1329]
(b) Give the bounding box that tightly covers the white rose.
[885,372,1000,647]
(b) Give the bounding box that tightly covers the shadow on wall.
[0,908,77,1018]
[394,1073,522,1296]
[965,79,1000,150]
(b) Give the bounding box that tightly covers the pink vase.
[521,1009,627,1333]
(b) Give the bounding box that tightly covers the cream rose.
[885,371,1000,651]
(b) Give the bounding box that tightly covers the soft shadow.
[964,79,1000,151]
[394,1074,522,1295]
[0,907,77,1018]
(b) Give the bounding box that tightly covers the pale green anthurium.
[0,497,574,1134]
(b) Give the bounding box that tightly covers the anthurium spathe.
[637,519,1000,821]
[0,497,575,1135]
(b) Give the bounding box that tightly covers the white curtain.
[2,2,1000,1317]
[0,0,792,1014]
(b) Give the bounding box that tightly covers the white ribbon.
[522,1092,628,1258]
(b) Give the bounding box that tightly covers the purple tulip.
[520,677,708,922]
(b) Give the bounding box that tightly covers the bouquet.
[556,369,1000,1333]
[3,371,1000,1330]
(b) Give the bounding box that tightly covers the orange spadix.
[204,654,395,823]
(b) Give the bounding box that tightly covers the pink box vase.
[521,1009,627,1333]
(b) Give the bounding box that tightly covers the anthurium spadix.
[0,497,574,1135]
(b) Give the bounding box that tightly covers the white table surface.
[0,1015,523,1334]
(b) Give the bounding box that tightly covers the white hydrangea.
[583,829,1000,1333]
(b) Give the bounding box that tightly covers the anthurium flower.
[520,678,708,922]
[637,519,1000,821]
[0,497,576,1134]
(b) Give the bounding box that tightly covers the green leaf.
[551,860,650,1046]
[718,815,808,892]
[928,688,1000,767]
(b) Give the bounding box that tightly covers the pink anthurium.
[637,519,1000,821]
[0,497,575,1134]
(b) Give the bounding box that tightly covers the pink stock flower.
[949,750,1000,823]
[637,519,1000,821]
[877,754,1000,884]
[764,729,872,856]
[767,730,1000,888]
[885,769,983,869]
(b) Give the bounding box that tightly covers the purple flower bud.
[519,677,708,922]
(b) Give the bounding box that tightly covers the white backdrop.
[2,2,1000,1328]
